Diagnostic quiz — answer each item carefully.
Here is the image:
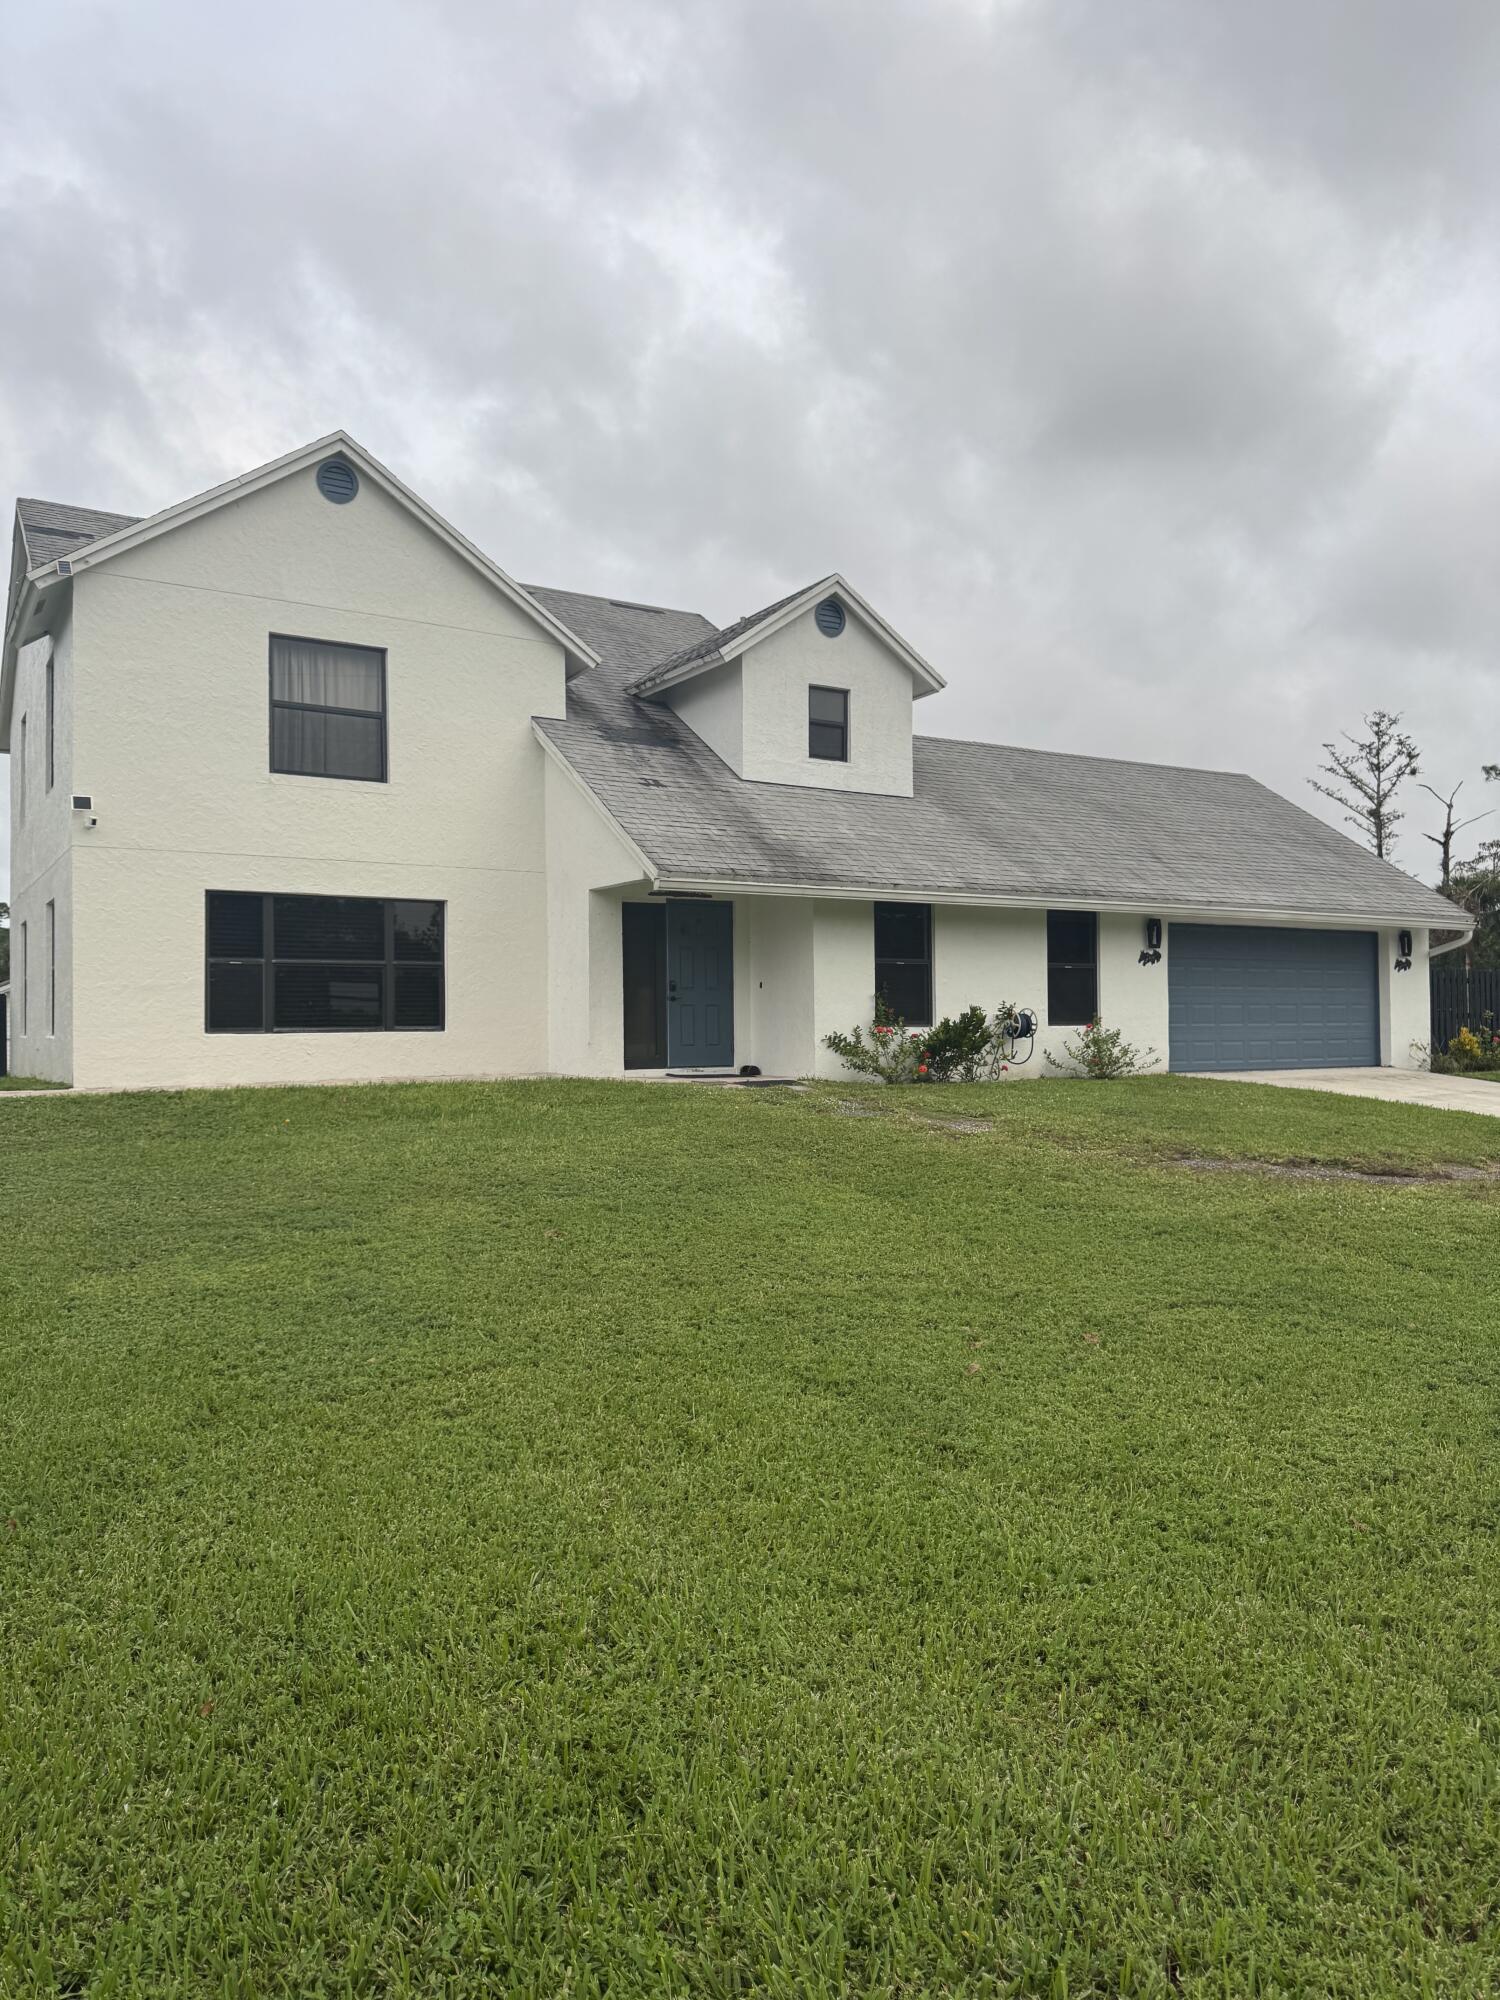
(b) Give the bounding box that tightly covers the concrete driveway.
[1199,1067,1500,1117]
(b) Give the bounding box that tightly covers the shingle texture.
[17,498,140,571]
[530,587,1463,927]
[622,579,832,693]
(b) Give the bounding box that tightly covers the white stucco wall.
[665,661,742,773]
[660,604,920,797]
[62,465,569,1090]
[542,756,652,1075]
[7,622,74,1081]
[742,610,917,795]
[1381,924,1432,1068]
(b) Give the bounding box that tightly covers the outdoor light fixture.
[1139,916,1163,966]
[1395,930,1413,972]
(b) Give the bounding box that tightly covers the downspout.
[1429,927,1474,960]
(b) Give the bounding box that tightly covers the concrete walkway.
[1199,1067,1500,1118]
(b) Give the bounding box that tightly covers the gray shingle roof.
[17,498,140,571]
[524,586,717,679]
[531,589,1463,927]
[622,579,832,694]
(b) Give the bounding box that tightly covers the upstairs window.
[809,685,849,762]
[1047,911,1098,1025]
[45,657,54,792]
[874,901,932,1026]
[270,635,386,782]
[206,892,443,1033]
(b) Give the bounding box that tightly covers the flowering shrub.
[823,1000,927,1084]
[824,1000,1033,1083]
[1432,1017,1500,1073]
[1044,1017,1156,1080]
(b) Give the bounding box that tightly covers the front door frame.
[666,899,735,1070]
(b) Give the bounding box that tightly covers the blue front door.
[667,902,734,1068]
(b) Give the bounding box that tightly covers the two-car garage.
[1167,924,1380,1073]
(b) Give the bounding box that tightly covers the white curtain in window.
[271,638,382,712]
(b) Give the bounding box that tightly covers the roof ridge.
[524,583,705,618]
[914,732,1252,782]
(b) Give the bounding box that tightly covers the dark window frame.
[268,633,389,784]
[1046,910,1098,1026]
[205,892,444,1034]
[808,684,850,763]
[45,657,54,792]
[874,901,933,1027]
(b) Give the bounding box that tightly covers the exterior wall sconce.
[1395,929,1413,972]
[1139,916,1163,966]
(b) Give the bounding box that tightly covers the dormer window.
[809,685,849,762]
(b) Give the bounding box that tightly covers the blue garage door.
[1168,925,1379,1072]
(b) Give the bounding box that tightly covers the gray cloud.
[3,0,1498,897]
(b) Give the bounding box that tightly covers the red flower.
[918,1064,928,1076]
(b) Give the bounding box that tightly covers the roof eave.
[651,873,1467,930]
[24,431,602,675]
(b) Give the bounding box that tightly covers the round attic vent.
[316,458,359,505]
[815,595,846,637]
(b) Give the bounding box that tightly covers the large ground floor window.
[206,892,444,1034]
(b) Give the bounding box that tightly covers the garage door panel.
[1168,924,1378,1072]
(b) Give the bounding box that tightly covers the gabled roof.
[623,573,946,699]
[531,587,1464,929]
[14,432,599,674]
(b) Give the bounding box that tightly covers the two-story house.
[1,432,1461,1092]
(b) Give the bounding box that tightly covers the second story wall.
[9,616,73,906]
[70,466,569,880]
[740,606,915,796]
[661,601,917,797]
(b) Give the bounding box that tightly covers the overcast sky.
[3,0,1498,899]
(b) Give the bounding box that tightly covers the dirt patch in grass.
[828,1098,993,1133]
[1172,1153,1500,1186]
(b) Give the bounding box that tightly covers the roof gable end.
[20,432,599,674]
[625,574,945,699]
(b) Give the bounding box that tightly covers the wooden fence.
[1430,961,1500,1050]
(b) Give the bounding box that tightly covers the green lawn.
[0,1074,68,1091]
[2,1076,1498,1997]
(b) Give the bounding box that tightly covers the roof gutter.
[653,874,1467,932]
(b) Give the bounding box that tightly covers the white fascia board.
[531,723,660,888]
[654,875,1470,933]
[26,431,601,674]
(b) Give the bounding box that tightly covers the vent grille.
[815,596,846,637]
[316,458,359,505]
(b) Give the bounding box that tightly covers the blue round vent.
[316,458,359,505]
[815,595,846,637]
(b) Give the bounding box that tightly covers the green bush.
[1044,1017,1156,1081]
[825,1001,1034,1083]
[823,1000,928,1083]
[922,1005,994,1082]
[1433,1015,1500,1074]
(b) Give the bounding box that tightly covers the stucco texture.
[61,466,569,1090]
